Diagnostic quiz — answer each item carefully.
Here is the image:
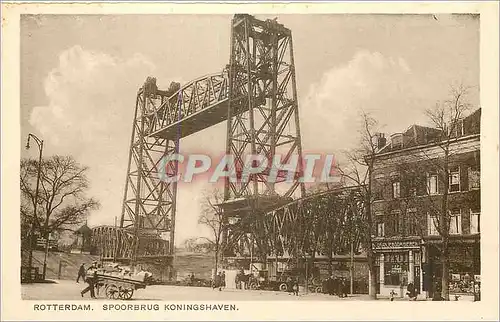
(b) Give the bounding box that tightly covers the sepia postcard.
[1,1,499,321]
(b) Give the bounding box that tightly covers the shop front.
[423,239,480,300]
[372,239,422,297]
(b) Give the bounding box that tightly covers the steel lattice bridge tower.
[92,14,354,276]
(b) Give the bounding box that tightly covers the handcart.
[95,274,146,300]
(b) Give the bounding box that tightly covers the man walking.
[81,263,98,299]
[76,263,85,283]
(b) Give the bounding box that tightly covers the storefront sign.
[372,240,420,251]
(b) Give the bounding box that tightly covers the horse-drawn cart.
[95,274,146,300]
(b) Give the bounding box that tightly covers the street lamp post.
[26,133,43,281]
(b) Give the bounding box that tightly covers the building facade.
[370,109,481,298]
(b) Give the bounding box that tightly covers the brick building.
[370,109,480,298]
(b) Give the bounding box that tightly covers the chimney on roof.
[372,133,387,150]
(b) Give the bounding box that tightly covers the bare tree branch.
[20,155,100,238]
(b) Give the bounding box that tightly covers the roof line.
[374,133,480,158]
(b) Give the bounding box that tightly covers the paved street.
[22,280,477,302]
[23,280,374,301]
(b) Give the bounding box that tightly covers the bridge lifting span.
[91,14,363,274]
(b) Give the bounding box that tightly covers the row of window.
[428,209,480,236]
[375,209,480,237]
[375,166,480,200]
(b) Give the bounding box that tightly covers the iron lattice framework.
[224,186,365,262]
[147,73,231,139]
[222,14,307,260]
[91,226,137,261]
[92,73,234,263]
[92,14,330,267]
[225,14,306,199]
[120,80,180,261]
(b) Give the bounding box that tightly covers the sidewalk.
[295,292,476,301]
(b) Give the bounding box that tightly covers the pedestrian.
[337,278,343,298]
[286,276,293,294]
[406,282,417,301]
[76,263,85,283]
[389,289,397,301]
[292,278,299,296]
[325,275,332,295]
[332,277,339,296]
[336,277,341,297]
[235,271,241,290]
[213,272,221,291]
[189,273,195,286]
[221,271,226,289]
[81,267,98,299]
[87,261,97,273]
[342,278,349,298]
[238,269,246,290]
[217,272,223,291]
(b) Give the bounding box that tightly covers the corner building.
[370,109,480,298]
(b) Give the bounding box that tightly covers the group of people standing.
[324,276,349,297]
[212,271,226,291]
[286,276,300,296]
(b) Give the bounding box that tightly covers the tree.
[182,237,201,252]
[20,155,100,244]
[198,188,227,276]
[335,111,380,300]
[393,85,474,300]
[182,237,215,253]
[423,85,474,301]
[20,203,33,247]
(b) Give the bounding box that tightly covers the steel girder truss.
[91,226,172,261]
[225,187,365,261]
[91,226,137,261]
[225,14,306,199]
[98,73,235,262]
[91,14,315,264]
[147,73,233,139]
[120,79,178,260]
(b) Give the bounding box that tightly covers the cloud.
[300,50,429,157]
[29,46,227,243]
[31,46,155,151]
[29,47,175,235]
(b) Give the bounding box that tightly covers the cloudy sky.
[20,14,479,244]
